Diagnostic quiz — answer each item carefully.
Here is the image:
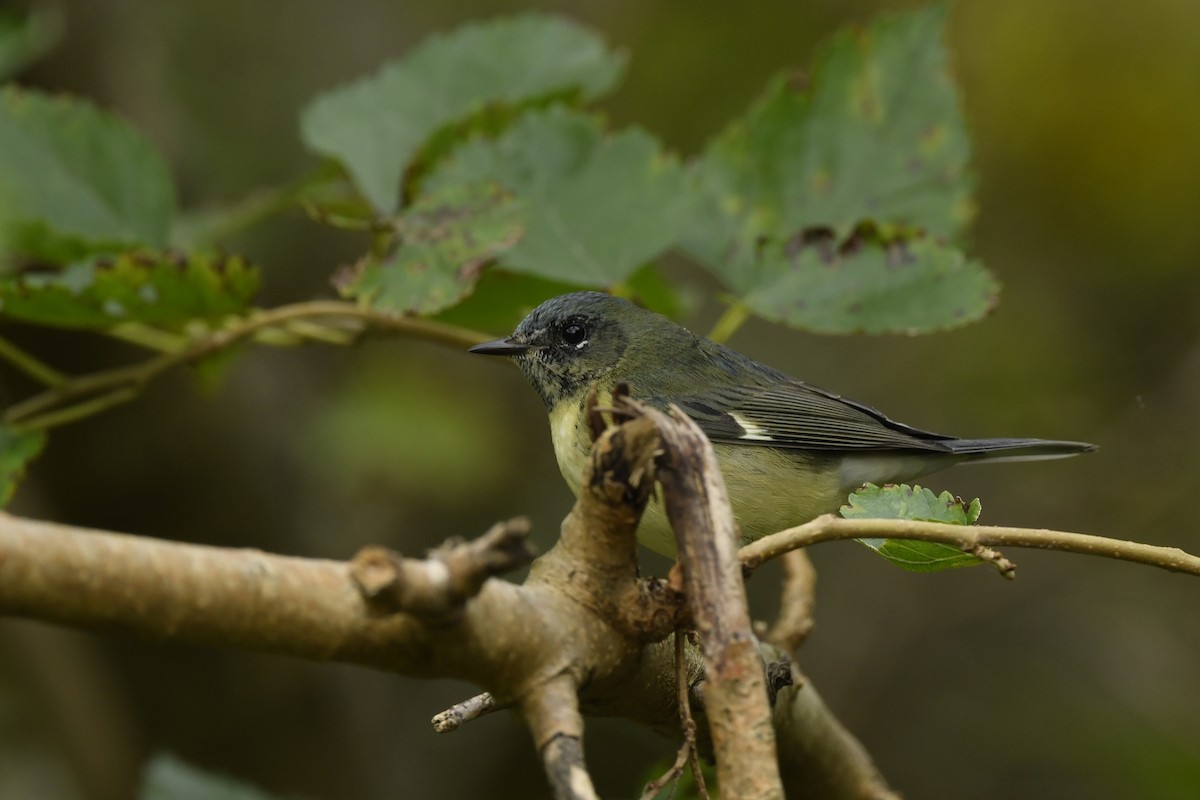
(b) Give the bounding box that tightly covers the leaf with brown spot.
[685,5,994,336]
[341,182,525,315]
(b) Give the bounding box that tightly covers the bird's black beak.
[469,337,532,357]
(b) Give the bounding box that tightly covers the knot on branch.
[350,517,535,623]
[586,383,660,512]
[616,577,688,641]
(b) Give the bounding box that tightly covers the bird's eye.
[561,320,588,348]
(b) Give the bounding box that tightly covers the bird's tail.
[946,438,1097,464]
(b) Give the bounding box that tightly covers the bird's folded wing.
[664,382,956,452]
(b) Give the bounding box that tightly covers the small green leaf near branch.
[843,483,989,573]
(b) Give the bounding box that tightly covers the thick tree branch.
[645,402,783,800]
[14,402,1190,798]
[740,515,1200,576]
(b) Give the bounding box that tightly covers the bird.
[470,291,1095,556]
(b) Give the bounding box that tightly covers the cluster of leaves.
[0,5,996,572]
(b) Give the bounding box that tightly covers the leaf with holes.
[0,251,259,331]
[337,182,524,315]
[843,483,984,572]
[687,5,993,335]
[300,13,626,214]
[737,231,997,334]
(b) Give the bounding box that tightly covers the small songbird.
[470,291,1095,556]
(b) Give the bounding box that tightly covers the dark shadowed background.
[1,1,1198,798]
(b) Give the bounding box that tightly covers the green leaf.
[0,422,44,507]
[336,182,524,315]
[0,6,62,80]
[0,251,259,331]
[843,483,984,572]
[0,87,176,262]
[426,107,691,285]
[688,5,992,335]
[734,229,998,334]
[139,753,301,800]
[299,13,626,214]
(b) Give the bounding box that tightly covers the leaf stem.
[169,165,339,247]
[106,323,188,353]
[0,335,67,387]
[1,301,491,428]
[706,300,751,344]
[17,387,141,431]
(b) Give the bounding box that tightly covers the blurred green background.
[1,0,1198,798]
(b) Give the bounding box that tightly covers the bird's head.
[470,291,652,409]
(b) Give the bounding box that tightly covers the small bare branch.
[740,514,1200,577]
[348,515,535,623]
[431,692,499,733]
[765,550,818,655]
[639,630,710,800]
[349,517,534,623]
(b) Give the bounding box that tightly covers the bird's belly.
[636,443,845,557]
[549,403,845,558]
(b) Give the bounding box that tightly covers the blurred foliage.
[0,252,258,331]
[0,421,42,506]
[0,4,995,510]
[0,85,175,263]
[0,5,60,82]
[297,356,511,504]
[139,754,301,800]
[299,14,627,214]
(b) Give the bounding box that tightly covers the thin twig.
[740,514,1200,577]
[15,387,140,431]
[431,692,499,733]
[705,299,751,344]
[2,301,491,428]
[765,550,817,656]
[105,323,187,353]
[678,630,709,800]
[0,335,67,387]
[639,631,708,800]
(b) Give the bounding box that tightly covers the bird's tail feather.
[947,438,1096,464]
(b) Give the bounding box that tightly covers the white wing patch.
[730,412,775,442]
